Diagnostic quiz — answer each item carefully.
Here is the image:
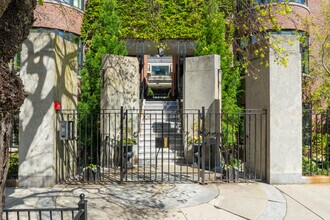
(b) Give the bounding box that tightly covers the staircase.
[138,100,183,165]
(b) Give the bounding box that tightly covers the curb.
[257,184,286,220]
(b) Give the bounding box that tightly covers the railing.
[55,108,267,184]
[3,194,87,220]
[303,110,329,176]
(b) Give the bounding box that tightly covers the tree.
[195,0,241,113]
[306,0,330,110]
[79,0,127,114]
[0,0,36,216]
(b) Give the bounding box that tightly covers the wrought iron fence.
[55,108,267,184]
[302,109,330,176]
[3,194,87,220]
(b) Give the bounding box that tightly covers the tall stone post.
[18,32,78,187]
[183,55,221,166]
[245,34,302,184]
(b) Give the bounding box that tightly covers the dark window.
[152,66,170,76]
[255,0,307,5]
[58,0,84,10]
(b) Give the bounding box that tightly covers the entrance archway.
[125,39,195,101]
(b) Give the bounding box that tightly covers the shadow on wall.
[18,32,79,186]
[101,54,139,111]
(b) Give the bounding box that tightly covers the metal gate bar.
[56,108,267,184]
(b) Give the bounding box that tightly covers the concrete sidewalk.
[3,183,330,220]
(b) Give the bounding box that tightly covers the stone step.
[137,149,183,155]
[137,145,183,151]
[138,137,183,141]
[139,123,180,130]
[137,155,185,160]
[137,160,184,166]
[141,114,180,120]
[144,101,177,105]
[137,139,183,145]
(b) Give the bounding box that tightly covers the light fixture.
[158,46,164,57]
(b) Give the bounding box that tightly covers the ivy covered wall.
[80,0,241,112]
[117,0,206,43]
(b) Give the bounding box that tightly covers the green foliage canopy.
[117,0,207,43]
[81,0,241,113]
[79,0,127,113]
[195,0,241,113]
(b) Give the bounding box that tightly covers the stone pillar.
[245,34,302,184]
[100,55,140,165]
[18,32,78,187]
[101,55,140,111]
[184,54,221,111]
[183,55,221,164]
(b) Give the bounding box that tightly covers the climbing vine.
[117,0,205,43]
[79,0,127,113]
[195,0,241,112]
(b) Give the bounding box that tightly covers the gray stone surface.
[183,54,221,111]
[183,55,221,163]
[258,183,286,220]
[276,184,330,220]
[18,32,79,187]
[245,34,303,184]
[101,54,140,111]
[4,182,302,220]
[217,183,269,220]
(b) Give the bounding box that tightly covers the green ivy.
[81,0,241,112]
[117,0,207,43]
[79,0,127,114]
[194,0,242,113]
[8,152,19,178]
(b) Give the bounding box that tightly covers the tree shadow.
[18,32,79,186]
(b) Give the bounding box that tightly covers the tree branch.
[321,34,330,75]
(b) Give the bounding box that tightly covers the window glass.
[255,0,306,5]
[152,66,170,76]
[58,0,84,10]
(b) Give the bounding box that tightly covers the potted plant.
[224,159,239,182]
[187,119,203,165]
[82,164,100,181]
[118,135,136,168]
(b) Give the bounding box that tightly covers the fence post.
[120,106,124,183]
[161,110,164,182]
[201,107,206,185]
[78,193,88,220]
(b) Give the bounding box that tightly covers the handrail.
[3,193,87,220]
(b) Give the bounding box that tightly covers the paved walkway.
[4,183,330,220]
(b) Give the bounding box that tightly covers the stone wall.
[18,32,78,187]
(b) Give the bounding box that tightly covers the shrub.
[147,87,154,98]
[8,152,19,178]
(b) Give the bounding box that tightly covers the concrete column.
[184,54,221,111]
[18,32,78,187]
[100,55,140,165]
[245,34,302,184]
[183,55,221,164]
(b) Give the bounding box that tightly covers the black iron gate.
[56,108,267,184]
